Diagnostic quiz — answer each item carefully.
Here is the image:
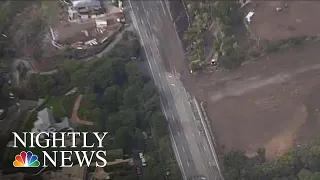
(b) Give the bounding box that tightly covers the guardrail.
[193,98,224,180]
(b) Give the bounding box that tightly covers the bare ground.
[180,41,320,160]
[156,0,320,160]
[248,1,320,41]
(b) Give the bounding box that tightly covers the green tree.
[151,111,167,138]
[103,85,121,111]
[123,84,142,108]
[257,148,266,162]
[71,68,89,87]
[224,150,247,179]
[62,60,82,74]
[106,113,122,134]
[143,164,166,180]
[125,63,143,85]
[132,128,145,150]
[297,169,317,180]
[114,127,133,148]
[36,75,55,95]
[91,108,102,122]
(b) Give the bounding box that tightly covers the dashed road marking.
[182,147,185,152]
[160,0,167,15]
[187,161,190,167]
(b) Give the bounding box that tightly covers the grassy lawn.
[46,96,66,121]
[22,110,37,132]
[62,93,78,118]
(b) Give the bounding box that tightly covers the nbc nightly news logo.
[12,132,109,168]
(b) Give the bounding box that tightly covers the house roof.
[56,16,123,45]
[41,165,86,180]
[55,117,73,131]
[33,108,73,132]
[56,21,97,44]
[105,5,122,14]
[37,108,55,130]
[71,0,101,9]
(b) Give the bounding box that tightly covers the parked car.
[139,152,143,159]
[139,152,147,166]
[141,158,146,166]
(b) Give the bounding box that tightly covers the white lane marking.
[162,86,165,92]
[160,0,167,15]
[171,83,176,86]
[209,161,212,166]
[128,2,186,179]
[168,125,187,180]
[204,146,207,151]
[184,90,189,99]
[187,161,190,167]
[157,91,187,179]
[177,131,180,135]
[164,0,173,20]
[193,98,223,179]
[182,147,185,152]
[129,10,157,86]
[168,75,172,78]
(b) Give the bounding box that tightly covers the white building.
[31,108,74,139]
[71,0,102,13]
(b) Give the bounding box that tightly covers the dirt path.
[248,1,320,41]
[82,24,134,61]
[71,95,94,126]
[12,58,58,86]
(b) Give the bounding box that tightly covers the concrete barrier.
[193,98,224,180]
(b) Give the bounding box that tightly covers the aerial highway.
[128,0,223,180]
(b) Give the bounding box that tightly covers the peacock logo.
[13,151,40,167]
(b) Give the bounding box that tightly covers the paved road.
[128,1,223,180]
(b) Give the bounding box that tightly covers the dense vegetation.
[185,1,245,71]
[0,61,10,108]
[23,31,181,180]
[0,1,30,108]
[224,143,320,180]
